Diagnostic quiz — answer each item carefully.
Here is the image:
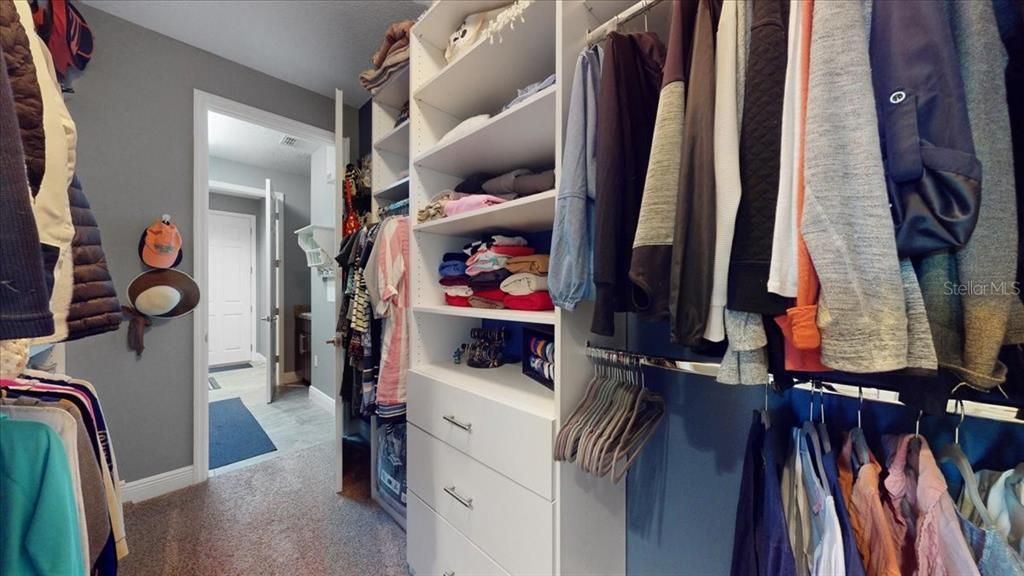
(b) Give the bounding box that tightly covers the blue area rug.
[209,397,277,469]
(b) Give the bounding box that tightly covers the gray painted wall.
[208,192,266,358]
[209,157,312,375]
[65,4,357,482]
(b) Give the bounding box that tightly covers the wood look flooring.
[208,364,334,475]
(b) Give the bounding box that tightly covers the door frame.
[206,209,257,367]
[193,90,335,484]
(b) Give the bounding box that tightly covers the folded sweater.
[500,273,548,296]
[468,269,511,291]
[439,261,467,277]
[505,254,550,275]
[504,291,555,311]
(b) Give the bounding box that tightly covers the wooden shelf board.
[413,304,555,326]
[414,190,555,236]
[413,85,556,176]
[374,119,410,156]
[373,176,410,202]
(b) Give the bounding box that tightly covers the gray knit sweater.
[801,0,913,373]
[946,0,1024,389]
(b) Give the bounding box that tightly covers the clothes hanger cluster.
[554,345,666,483]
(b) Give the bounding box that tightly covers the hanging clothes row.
[550,0,1024,412]
[335,213,410,420]
[733,384,1024,576]
[1,370,128,576]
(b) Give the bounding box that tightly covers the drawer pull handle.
[442,415,472,432]
[443,572,455,576]
[444,485,474,509]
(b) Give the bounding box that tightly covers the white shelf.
[414,189,555,236]
[411,362,554,420]
[373,176,410,202]
[374,120,410,156]
[414,0,555,119]
[413,304,555,325]
[373,65,410,110]
[413,85,556,176]
[413,0,519,51]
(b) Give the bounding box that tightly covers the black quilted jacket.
[65,174,122,341]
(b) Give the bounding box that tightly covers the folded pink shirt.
[443,194,508,217]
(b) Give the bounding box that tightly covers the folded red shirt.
[488,245,536,257]
[445,294,471,307]
[504,291,554,311]
[472,288,506,302]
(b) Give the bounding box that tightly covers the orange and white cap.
[140,217,182,269]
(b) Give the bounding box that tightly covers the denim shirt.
[549,45,602,310]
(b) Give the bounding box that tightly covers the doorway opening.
[194,92,342,479]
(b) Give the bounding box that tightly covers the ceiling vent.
[279,135,299,147]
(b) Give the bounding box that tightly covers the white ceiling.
[208,111,316,175]
[82,0,426,105]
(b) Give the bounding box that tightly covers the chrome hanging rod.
[585,0,667,46]
[586,344,1022,424]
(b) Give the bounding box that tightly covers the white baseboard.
[281,370,302,385]
[309,384,335,413]
[121,465,195,504]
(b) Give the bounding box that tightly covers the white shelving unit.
[405,2,638,575]
[368,55,413,531]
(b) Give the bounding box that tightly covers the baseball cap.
[139,217,182,269]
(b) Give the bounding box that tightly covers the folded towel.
[471,288,506,302]
[442,252,469,263]
[439,261,467,277]
[504,291,554,311]
[500,272,548,296]
[469,296,505,309]
[505,254,549,275]
[439,275,470,286]
[489,245,535,257]
[442,285,474,297]
[445,294,471,307]
[468,269,511,291]
[444,194,508,217]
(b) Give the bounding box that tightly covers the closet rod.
[588,344,1023,424]
[585,0,667,45]
[792,381,1023,425]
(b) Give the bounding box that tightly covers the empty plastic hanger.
[938,399,996,528]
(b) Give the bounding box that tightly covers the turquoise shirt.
[1,417,85,576]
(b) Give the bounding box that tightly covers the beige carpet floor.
[120,441,407,576]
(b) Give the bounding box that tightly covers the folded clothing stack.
[417,168,556,223]
[438,252,471,306]
[503,253,553,311]
[359,20,413,94]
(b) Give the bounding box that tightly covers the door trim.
[193,89,334,484]
[207,209,256,366]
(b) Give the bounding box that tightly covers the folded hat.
[441,251,469,263]
[503,291,554,311]
[445,294,471,307]
[439,260,467,277]
[442,285,474,297]
[500,272,548,296]
[439,275,470,286]
[472,288,506,302]
[469,295,506,309]
[505,254,549,275]
[489,245,535,257]
[468,269,511,291]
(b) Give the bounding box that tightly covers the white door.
[261,180,284,404]
[208,210,255,367]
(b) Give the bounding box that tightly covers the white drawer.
[409,424,554,576]
[408,492,510,576]
[408,369,554,499]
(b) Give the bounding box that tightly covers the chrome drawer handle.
[443,572,455,576]
[444,485,474,509]
[442,415,472,432]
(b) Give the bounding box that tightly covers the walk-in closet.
[3,0,1024,575]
